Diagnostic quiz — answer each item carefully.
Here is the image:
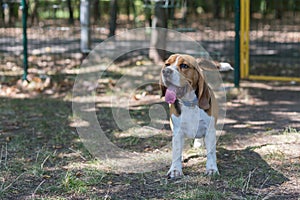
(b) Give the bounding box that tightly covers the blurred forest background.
[1,0,299,27]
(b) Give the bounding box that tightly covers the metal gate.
[239,0,300,82]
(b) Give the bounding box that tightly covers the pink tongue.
[165,85,177,104]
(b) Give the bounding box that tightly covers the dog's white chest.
[171,105,213,139]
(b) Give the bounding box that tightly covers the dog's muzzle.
[162,67,172,77]
[162,67,191,103]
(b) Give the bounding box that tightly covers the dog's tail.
[218,62,234,71]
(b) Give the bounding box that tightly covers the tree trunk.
[275,0,283,19]
[0,0,3,25]
[9,3,14,25]
[130,0,136,25]
[30,0,39,25]
[93,0,100,24]
[67,0,74,24]
[181,0,187,23]
[126,0,130,21]
[213,0,221,18]
[149,1,168,64]
[109,0,117,37]
[144,0,152,27]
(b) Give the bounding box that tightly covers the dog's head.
[160,54,211,110]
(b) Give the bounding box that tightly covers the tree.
[149,1,168,64]
[144,0,152,27]
[213,0,221,18]
[125,0,136,24]
[30,0,39,24]
[109,0,118,37]
[93,0,100,24]
[67,0,74,24]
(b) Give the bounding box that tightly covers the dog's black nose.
[162,68,172,77]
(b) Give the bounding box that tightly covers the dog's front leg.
[204,122,219,175]
[167,115,184,179]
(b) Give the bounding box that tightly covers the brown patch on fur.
[161,54,219,121]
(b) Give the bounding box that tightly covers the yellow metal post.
[245,0,250,77]
[240,0,250,79]
[240,0,244,78]
[248,75,300,82]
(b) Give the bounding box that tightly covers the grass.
[0,94,299,199]
[1,61,300,199]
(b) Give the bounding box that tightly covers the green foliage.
[283,126,299,134]
[62,171,87,193]
[2,0,300,26]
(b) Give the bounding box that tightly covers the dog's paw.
[206,156,218,176]
[167,169,183,179]
[167,167,183,179]
[205,169,219,176]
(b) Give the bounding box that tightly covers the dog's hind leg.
[204,120,219,175]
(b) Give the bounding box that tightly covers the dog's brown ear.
[195,65,211,110]
[197,58,233,72]
[198,82,211,110]
[196,58,219,71]
[159,69,167,97]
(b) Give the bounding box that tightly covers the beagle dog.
[160,54,232,179]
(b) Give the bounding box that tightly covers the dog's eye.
[165,63,170,67]
[180,63,189,69]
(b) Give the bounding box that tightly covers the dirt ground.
[225,81,300,134]
[0,57,299,199]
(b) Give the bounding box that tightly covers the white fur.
[219,62,234,71]
[161,66,184,87]
[161,56,185,88]
[167,90,219,179]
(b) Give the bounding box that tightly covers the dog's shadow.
[215,147,289,189]
[184,145,288,189]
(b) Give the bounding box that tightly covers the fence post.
[234,0,240,87]
[240,0,250,79]
[21,0,28,81]
[80,0,91,54]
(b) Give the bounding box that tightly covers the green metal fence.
[248,0,300,81]
[1,0,236,81]
[1,0,299,83]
